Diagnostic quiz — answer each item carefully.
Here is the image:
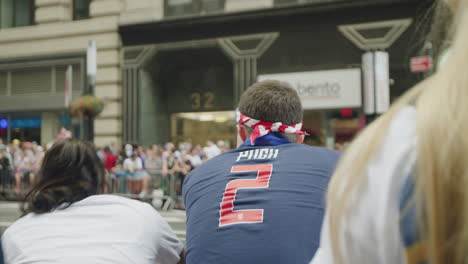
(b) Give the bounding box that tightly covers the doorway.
[171,111,236,148]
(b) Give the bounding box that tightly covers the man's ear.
[296,134,304,144]
[236,125,247,148]
[237,125,247,142]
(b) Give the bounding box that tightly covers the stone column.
[218,33,279,106]
[41,112,59,145]
[88,0,123,147]
[121,46,156,144]
[233,56,257,104]
[122,66,139,144]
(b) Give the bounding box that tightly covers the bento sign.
[296,82,341,98]
[258,68,362,110]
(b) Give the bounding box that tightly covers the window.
[8,64,83,95]
[274,0,343,5]
[0,0,34,29]
[73,0,91,20]
[165,0,225,17]
[274,0,298,4]
[0,62,84,97]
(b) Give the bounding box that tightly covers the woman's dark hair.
[23,139,105,215]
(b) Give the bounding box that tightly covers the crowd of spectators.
[0,139,45,193]
[0,138,230,200]
[100,140,230,202]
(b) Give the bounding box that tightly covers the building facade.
[0,0,434,148]
[0,0,121,146]
[119,0,433,148]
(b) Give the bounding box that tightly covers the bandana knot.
[236,109,304,145]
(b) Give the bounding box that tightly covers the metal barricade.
[0,168,17,200]
[104,169,183,211]
[147,170,183,211]
[0,167,11,196]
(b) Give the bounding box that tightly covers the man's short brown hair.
[238,80,303,141]
[239,80,303,124]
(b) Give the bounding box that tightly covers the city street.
[0,0,455,262]
[0,201,187,244]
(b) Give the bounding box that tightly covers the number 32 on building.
[218,164,273,227]
[191,92,214,110]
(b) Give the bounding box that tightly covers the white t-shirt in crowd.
[310,107,417,264]
[2,195,184,264]
[123,157,143,172]
[187,154,202,168]
[203,145,221,160]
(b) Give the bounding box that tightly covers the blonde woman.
[311,0,468,263]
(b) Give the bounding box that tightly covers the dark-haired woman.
[1,139,184,264]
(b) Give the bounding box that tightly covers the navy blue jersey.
[183,141,340,264]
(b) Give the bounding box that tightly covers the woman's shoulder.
[78,194,151,210]
[368,106,418,185]
[392,106,417,131]
[2,212,36,247]
[4,196,155,233]
[68,195,162,229]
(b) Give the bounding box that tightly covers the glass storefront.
[0,115,42,143]
[10,116,42,143]
[302,109,362,150]
[0,111,80,145]
[0,116,7,144]
[170,109,362,151]
[171,111,236,148]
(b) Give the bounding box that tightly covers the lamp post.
[84,40,97,142]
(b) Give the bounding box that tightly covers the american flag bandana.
[236,109,305,145]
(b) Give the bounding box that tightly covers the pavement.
[0,201,187,244]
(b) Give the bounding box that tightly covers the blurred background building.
[0,0,434,148]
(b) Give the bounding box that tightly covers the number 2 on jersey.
[219,164,273,227]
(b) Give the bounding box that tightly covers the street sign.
[410,56,433,73]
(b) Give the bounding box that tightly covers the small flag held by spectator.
[56,127,72,140]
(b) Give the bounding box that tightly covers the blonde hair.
[327,0,468,263]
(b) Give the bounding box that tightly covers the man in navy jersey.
[183,80,340,264]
